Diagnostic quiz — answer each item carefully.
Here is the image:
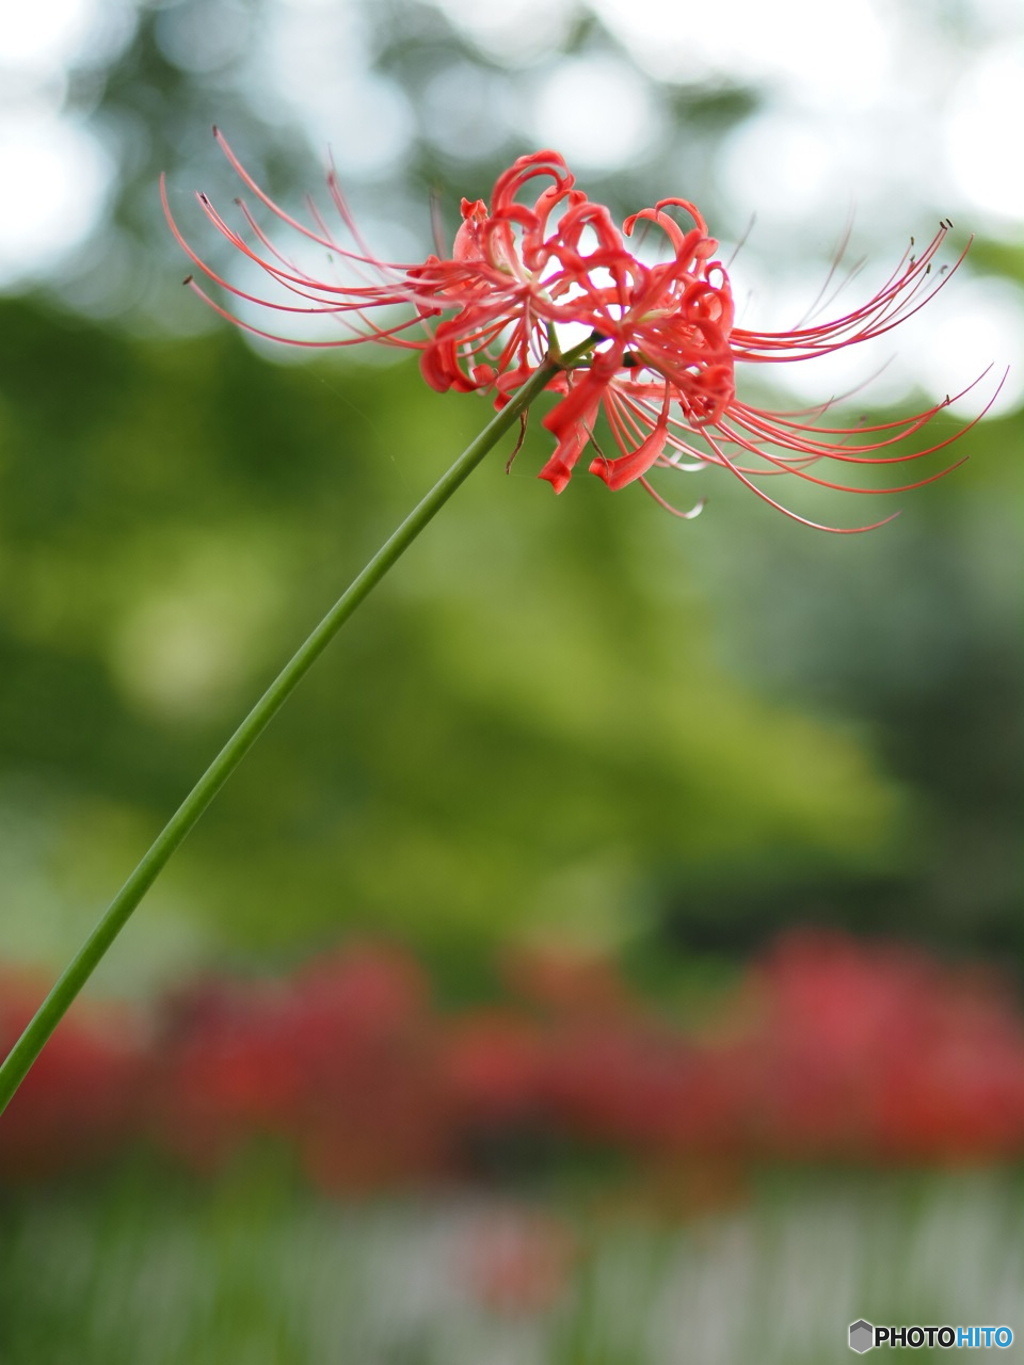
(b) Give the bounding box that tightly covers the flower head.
[164,132,996,531]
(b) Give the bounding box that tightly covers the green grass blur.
[3,1163,1024,1363]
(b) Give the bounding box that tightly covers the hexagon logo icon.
[849,1320,874,1353]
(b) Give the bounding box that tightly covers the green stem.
[0,344,590,1116]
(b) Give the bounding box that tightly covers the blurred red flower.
[153,942,448,1191]
[9,931,1024,1190]
[739,931,1024,1164]
[0,972,144,1178]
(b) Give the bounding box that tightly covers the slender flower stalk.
[0,341,593,1117]
[0,138,995,1112]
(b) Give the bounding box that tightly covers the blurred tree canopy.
[0,298,911,979]
[0,0,1020,995]
[58,0,761,329]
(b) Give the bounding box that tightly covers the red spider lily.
[164,134,997,531]
[538,204,996,529]
[162,132,607,394]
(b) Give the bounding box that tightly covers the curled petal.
[589,416,670,491]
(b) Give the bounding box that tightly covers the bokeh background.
[1,1,1022,1360]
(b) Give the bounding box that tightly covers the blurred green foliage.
[0,298,913,988]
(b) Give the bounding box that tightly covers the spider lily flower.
[538,202,994,530]
[164,134,995,532]
[163,132,620,392]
